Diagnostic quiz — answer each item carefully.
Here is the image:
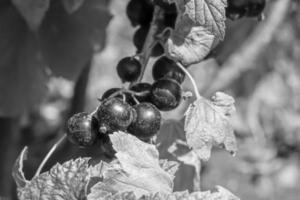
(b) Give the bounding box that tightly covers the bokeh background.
[1,0,300,199]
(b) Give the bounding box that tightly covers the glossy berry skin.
[117,57,142,83]
[128,103,161,139]
[97,98,135,134]
[67,112,98,147]
[151,78,182,111]
[226,0,247,20]
[245,0,266,17]
[152,56,185,84]
[130,82,152,103]
[101,88,121,100]
[126,0,154,27]
[133,26,164,57]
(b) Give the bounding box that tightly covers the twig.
[136,6,164,83]
[204,0,291,96]
[34,135,66,178]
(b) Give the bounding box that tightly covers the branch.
[204,0,291,96]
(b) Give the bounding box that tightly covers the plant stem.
[136,6,164,83]
[34,135,66,178]
[176,62,201,99]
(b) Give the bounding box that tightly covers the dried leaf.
[62,0,86,14]
[88,132,175,199]
[165,26,215,65]
[12,0,49,31]
[184,92,237,161]
[12,153,91,200]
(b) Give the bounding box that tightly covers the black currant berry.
[97,98,135,134]
[67,112,98,147]
[245,0,266,17]
[226,0,247,20]
[130,82,152,103]
[128,103,161,139]
[101,88,122,100]
[151,78,182,111]
[133,26,164,57]
[117,57,142,83]
[152,56,185,84]
[126,0,154,27]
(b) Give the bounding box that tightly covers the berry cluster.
[127,0,177,57]
[226,0,266,20]
[67,55,185,147]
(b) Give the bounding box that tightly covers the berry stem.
[176,62,201,99]
[136,5,164,83]
[33,135,66,178]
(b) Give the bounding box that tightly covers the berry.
[130,82,152,103]
[152,56,185,84]
[133,26,164,57]
[101,88,122,100]
[126,0,154,27]
[226,0,247,20]
[67,112,98,147]
[97,98,135,134]
[151,78,182,111]
[128,103,161,139]
[117,57,142,83]
[245,0,266,17]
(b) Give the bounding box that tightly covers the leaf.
[39,0,112,80]
[184,92,237,161]
[11,0,49,31]
[88,132,175,199]
[89,186,239,200]
[0,7,48,117]
[12,151,91,200]
[183,0,227,40]
[62,0,86,14]
[165,26,215,65]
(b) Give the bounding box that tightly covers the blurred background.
[0,0,300,199]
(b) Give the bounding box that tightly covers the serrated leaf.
[165,26,214,65]
[39,0,111,80]
[88,132,174,199]
[12,152,91,200]
[176,0,227,40]
[184,92,237,161]
[0,8,48,117]
[89,186,239,200]
[12,0,49,31]
[62,0,86,14]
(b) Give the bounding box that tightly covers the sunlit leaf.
[184,92,237,161]
[88,132,175,199]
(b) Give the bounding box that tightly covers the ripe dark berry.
[126,0,154,27]
[133,26,164,57]
[152,56,185,84]
[226,0,247,20]
[101,88,121,100]
[97,98,135,134]
[117,57,142,83]
[128,103,161,139]
[130,82,152,103]
[67,112,98,147]
[151,78,182,111]
[245,0,266,17]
